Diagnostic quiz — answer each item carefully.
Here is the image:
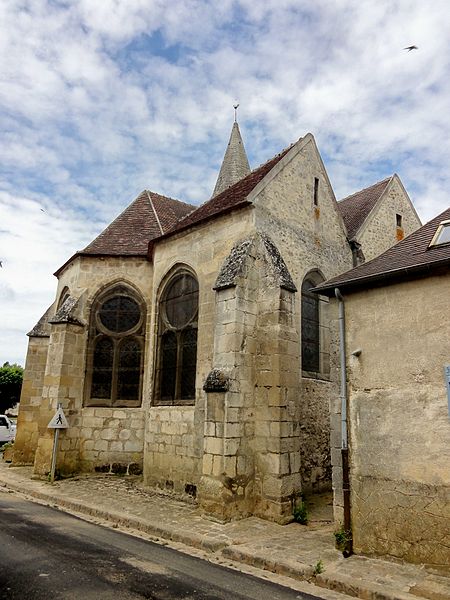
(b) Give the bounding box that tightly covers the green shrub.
[293,499,308,524]
[313,560,324,575]
[334,526,352,553]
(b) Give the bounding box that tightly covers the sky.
[1,0,450,366]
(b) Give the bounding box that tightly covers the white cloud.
[1,0,450,364]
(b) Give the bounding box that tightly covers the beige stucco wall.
[358,177,421,262]
[342,275,450,568]
[253,136,353,493]
[32,256,152,475]
[143,208,255,495]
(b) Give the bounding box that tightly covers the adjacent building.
[317,209,450,568]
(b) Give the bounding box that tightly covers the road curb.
[0,478,229,553]
[222,545,315,580]
[1,474,448,600]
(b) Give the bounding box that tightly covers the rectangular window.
[313,178,319,206]
[396,214,403,228]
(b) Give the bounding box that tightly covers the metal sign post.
[444,365,450,418]
[49,428,60,484]
[48,403,69,483]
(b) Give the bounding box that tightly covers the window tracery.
[85,285,145,407]
[155,271,198,405]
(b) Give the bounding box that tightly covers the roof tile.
[81,191,195,256]
[163,144,294,237]
[338,177,392,239]
[316,206,450,293]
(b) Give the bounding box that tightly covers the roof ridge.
[146,191,164,235]
[339,176,392,204]
[252,142,296,172]
[174,142,296,229]
[316,206,450,293]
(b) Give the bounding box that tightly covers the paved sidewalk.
[0,461,448,600]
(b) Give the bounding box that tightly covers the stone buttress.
[198,233,300,523]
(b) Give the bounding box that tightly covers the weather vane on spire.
[233,103,239,122]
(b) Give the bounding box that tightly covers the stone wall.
[78,407,144,473]
[143,208,255,494]
[341,276,450,567]
[13,336,50,465]
[145,406,198,494]
[30,256,152,476]
[198,233,300,523]
[358,176,421,262]
[253,135,353,495]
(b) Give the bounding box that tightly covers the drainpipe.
[335,288,353,556]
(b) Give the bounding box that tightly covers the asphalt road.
[0,492,320,600]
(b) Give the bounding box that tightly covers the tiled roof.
[316,207,450,294]
[161,144,294,238]
[54,191,195,276]
[55,142,294,276]
[338,177,392,239]
[81,191,195,256]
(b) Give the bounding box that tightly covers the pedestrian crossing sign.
[48,407,69,429]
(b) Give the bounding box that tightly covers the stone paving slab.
[0,462,449,600]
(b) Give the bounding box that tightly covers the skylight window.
[429,220,450,247]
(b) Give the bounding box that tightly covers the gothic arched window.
[301,271,329,377]
[85,285,145,408]
[155,271,198,405]
[57,286,70,309]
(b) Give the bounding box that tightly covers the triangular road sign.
[48,407,69,429]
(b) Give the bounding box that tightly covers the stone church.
[13,122,421,524]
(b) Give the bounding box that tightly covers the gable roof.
[316,207,450,295]
[338,177,392,240]
[82,190,195,256]
[158,144,294,240]
[54,191,195,276]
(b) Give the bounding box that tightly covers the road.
[0,492,320,600]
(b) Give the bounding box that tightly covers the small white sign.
[48,407,69,429]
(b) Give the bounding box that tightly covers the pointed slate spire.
[212,120,251,197]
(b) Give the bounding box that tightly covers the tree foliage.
[0,362,23,412]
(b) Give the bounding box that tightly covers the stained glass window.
[302,278,320,373]
[160,331,177,401]
[155,271,198,405]
[99,296,140,333]
[181,328,197,399]
[117,339,141,400]
[86,286,144,408]
[91,338,113,399]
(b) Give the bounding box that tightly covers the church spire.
[212,111,251,197]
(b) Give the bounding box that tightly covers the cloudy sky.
[1,0,449,366]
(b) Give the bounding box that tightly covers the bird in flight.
[404,45,418,51]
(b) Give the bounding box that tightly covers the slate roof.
[212,122,251,197]
[316,207,450,295]
[161,144,294,239]
[338,177,392,240]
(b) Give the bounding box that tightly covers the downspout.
[335,288,353,556]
